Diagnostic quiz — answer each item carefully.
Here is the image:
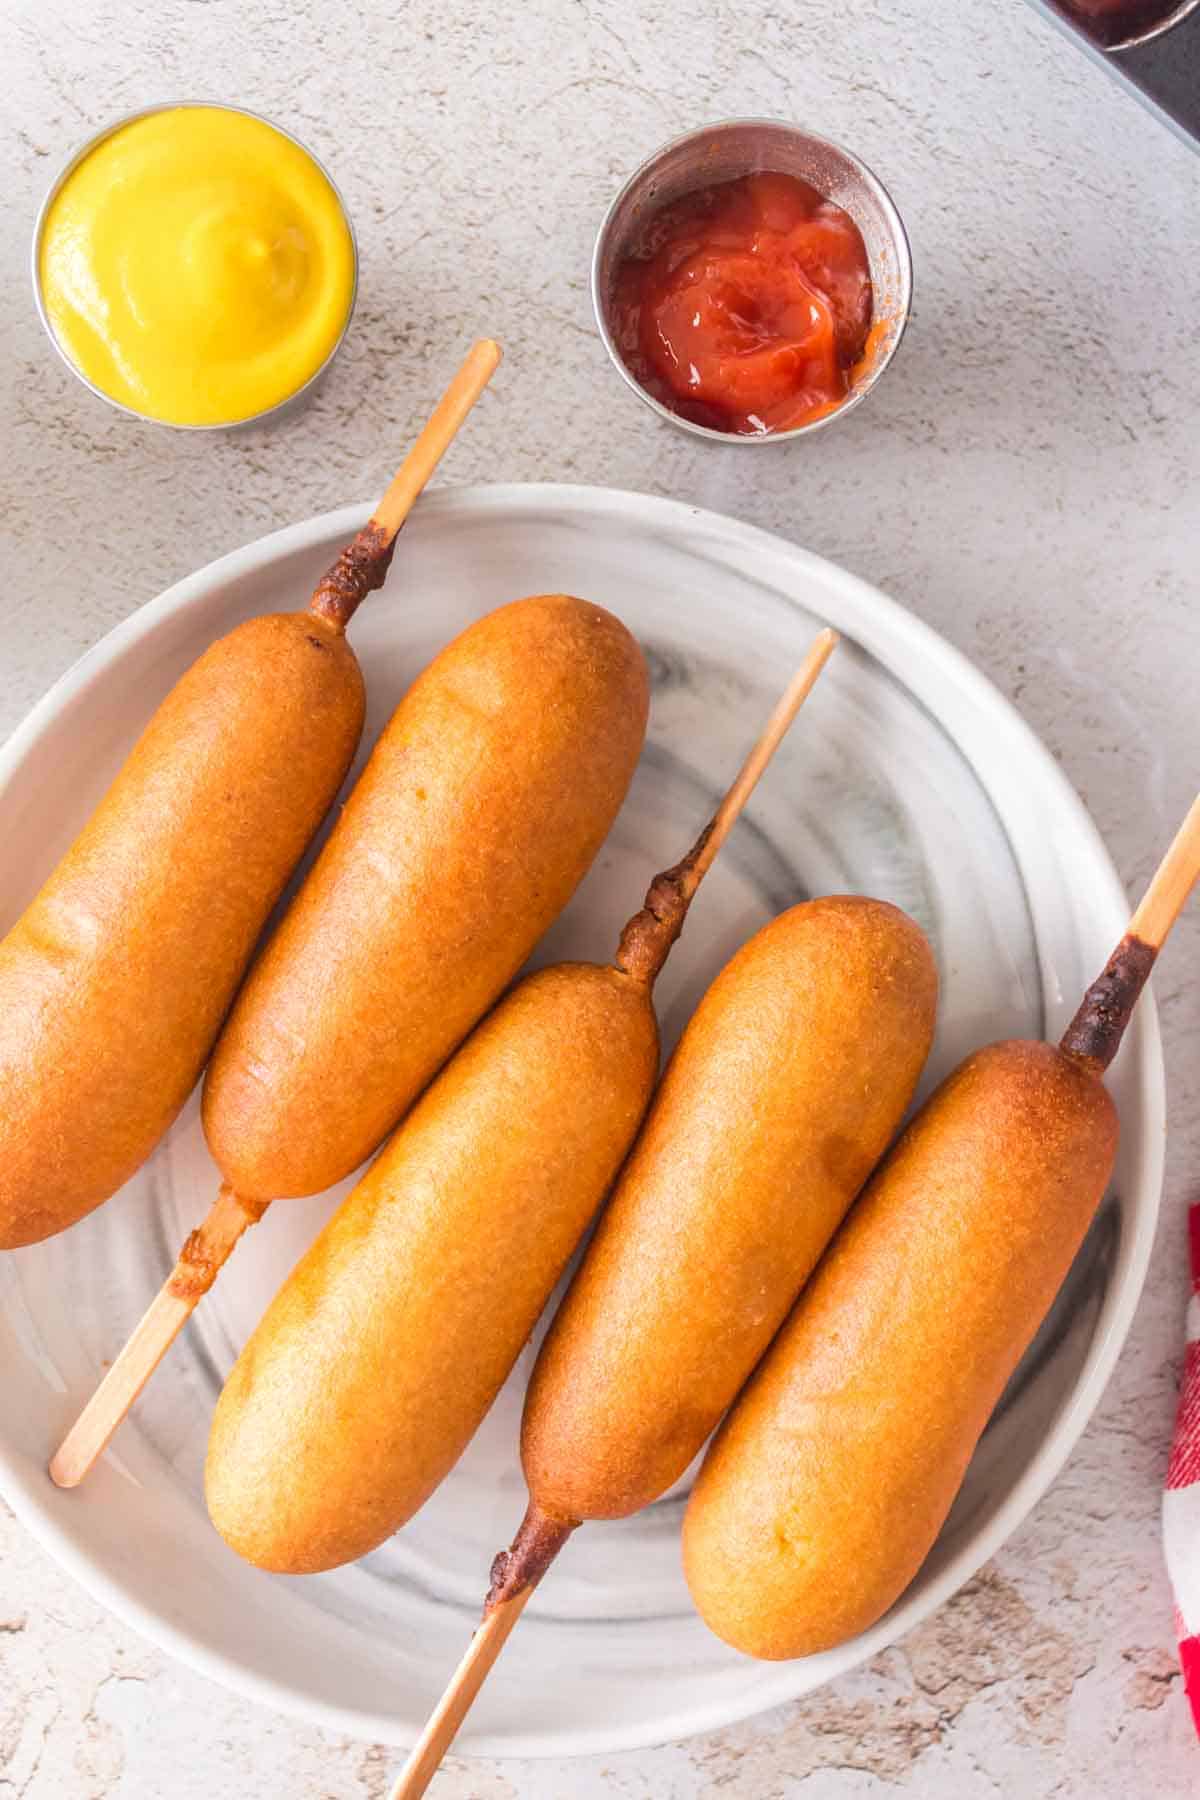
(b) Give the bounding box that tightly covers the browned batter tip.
[613,824,713,987]
[485,1505,576,1613]
[1059,931,1156,1072]
[168,1191,269,1298]
[308,521,398,630]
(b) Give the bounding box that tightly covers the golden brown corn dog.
[682,1039,1117,1659]
[206,962,659,1572]
[203,593,648,1200]
[0,611,364,1251]
[518,895,938,1531]
[204,635,837,1575]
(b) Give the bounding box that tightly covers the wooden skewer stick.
[48,341,502,1494]
[389,1593,536,1800]
[686,627,839,886]
[309,338,502,630]
[614,628,839,989]
[1060,790,1200,1073]
[386,631,840,1800]
[370,339,502,540]
[1127,791,1200,951]
[48,1186,265,1488]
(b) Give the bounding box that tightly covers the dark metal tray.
[1026,0,1200,150]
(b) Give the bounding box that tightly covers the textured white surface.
[1,0,1197,1794]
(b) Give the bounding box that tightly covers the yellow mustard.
[39,106,355,426]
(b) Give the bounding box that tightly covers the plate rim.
[0,481,1166,1758]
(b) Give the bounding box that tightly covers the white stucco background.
[2,1,1199,1793]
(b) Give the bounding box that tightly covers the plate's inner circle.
[0,490,1133,1756]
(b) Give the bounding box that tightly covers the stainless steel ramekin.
[591,119,913,446]
[31,101,358,431]
[1069,0,1200,49]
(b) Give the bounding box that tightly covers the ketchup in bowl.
[610,171,873,437]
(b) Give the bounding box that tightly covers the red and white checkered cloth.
[1165,1203,1200,1734]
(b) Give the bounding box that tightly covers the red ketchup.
[610,171,874,437]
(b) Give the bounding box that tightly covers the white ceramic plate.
[0,485,1164,1757]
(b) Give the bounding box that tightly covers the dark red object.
[1053,0,1185,46]
[609,171,873,437]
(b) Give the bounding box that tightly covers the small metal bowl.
[1070,0,1200,49]
[31,101,358,431]
[591,119,913,445]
